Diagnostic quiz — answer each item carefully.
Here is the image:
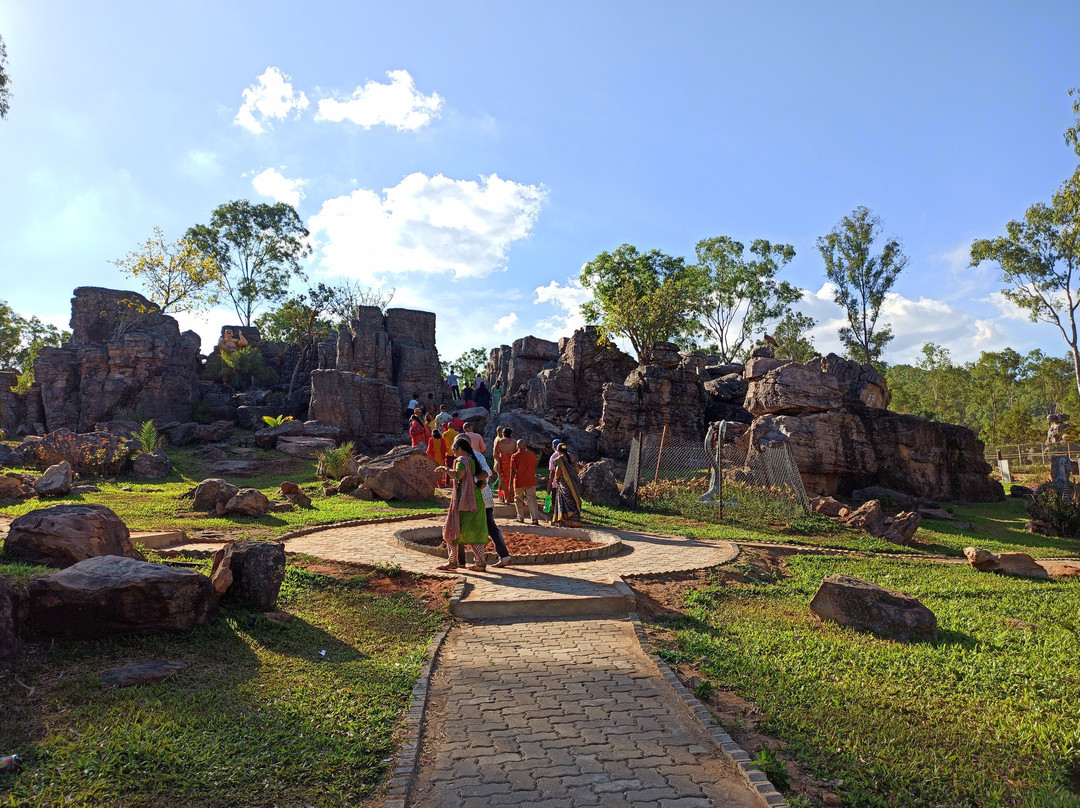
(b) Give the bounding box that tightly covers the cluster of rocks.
[187,478,296,517]
[0,460,104,502]
[0,502,288,663]
[810,496,923,546]
[963,546,1080,579]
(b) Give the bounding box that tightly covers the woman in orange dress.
[494,427,516,504]
[427,428,449,487]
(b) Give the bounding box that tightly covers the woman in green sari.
[436,436,489,571]
[550,443,583,528]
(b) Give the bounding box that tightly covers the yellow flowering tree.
[111,226,222,314]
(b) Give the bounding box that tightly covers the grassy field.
[0,444,439,539]
[657,554,1080,808]
[0,562,449,808]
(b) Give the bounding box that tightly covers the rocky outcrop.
[809,574,938,641]
[738,354,1002,503]
[190,478,239,512]
[5,504,143,568]
[308,369,403,439]
[580,461,621,507]
[276,436,336,458]
[31,428,133,475]
[210,541,286,609]
[0,369,26,437]
[354,445,438,501]
[963,547,1050,578]
[486,336,560,395]
[30,288,201,432]
[522,327,637,418]
[597,343,706,457]
[0,472,34,500]
[482,411,599,463]
[27,556,219,636]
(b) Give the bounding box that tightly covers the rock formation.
[486,336,560,396]
[5,504,143,568]
[521,327,637,419]
[210,541,286,609]
[308,370,402,439]
[29,288,202,432]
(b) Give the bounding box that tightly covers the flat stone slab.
[129,530,187,550]
[101,659,186,687]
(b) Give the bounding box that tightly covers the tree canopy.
[580,244,703,362]
[186,200,311,326]
[111,227,222,314]
[442,348,488,386]
[0,34,11,119]
[771,311,818,363]
[818,206,907,365]
[692,236,800,363]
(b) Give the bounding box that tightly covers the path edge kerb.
[384,577,465,808]
[628,613,788,807]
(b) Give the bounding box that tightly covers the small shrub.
[317,441,355,480]
[693,679,716,701]
[190,399,213,424]
[750,745,790,792]
[135,420,162,453]
[261,414,295,428]
[375,561,403,576]
[1026,483,1080,538]
[219,346,278,389]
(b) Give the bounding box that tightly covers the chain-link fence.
[984,442,1080,469]
[620,426,809,523]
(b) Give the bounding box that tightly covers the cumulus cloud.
[235,67,310,133]
[308,172,546,283]
[532,278,591,341]
[316,69,443,131]
[983,290,1035,322]
[494,312,520,334]
[251,167,307,207]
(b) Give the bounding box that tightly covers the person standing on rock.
[446,370,460,399]
[495,427,516,504]
[436,437,488,572]
[408,409,430,447]
[462,382,475,408]
[551,443,583,528]
[509,439,540,525]
[475,380,492,411]
[491,381,504,414]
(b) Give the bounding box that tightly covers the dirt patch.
[627,546,843,805]
[289,558,454,616]
[409,530,599,555]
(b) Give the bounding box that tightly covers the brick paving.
[411,618,761,808]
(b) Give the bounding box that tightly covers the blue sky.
[1,1,1078,366]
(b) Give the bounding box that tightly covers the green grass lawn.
[659,554,1080,808]
[0,445,439,539]
[0,563,449,808]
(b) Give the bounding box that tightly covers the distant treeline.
[885,344,1078,446]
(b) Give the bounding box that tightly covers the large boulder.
[210,541,286,609]
[222,489,271,517]
[31,429,133,476]
[580,461,622,507]
[32,287,202,433]
[33,460,73,496]
[963,547,1049,579]
[132,449,171,479]
[276,435,336,459]
[483,411,598,463]
[455,407,491,433]
[805,353,891,409]
[354,445,438,501]
[522,326,637,418]
[27,556,219,636]
[190,478,239,512]
[744,364,844,416]
[0,473,34,500]
[486,336,560,395]
[809,574,938,641]
[308,369,402,438]
[5,504,143,568]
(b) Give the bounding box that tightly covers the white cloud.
[494,312,519,334]
[251,167,307,207]
[983,290,1035,322]
[308,172,546,283]
[532,278,591,341]
[235,67,310,134]
[178,149,221,180]
[316,69,443,131]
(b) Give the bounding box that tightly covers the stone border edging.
[384,577,465,808]
[627,611,788,808]
[391,524,623,564]
[278,511,441,541]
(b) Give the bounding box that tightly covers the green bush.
[318,441,356,480]
[1025,482,1080,538]
[135,420,162,453]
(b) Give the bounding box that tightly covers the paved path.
[411,618,762,808]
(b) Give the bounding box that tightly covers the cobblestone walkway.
[411,618,761,808]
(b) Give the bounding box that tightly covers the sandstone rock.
[851,486,917,509]
[809,574,937,641]
[223,488,271,517]
[355,446,438,501]
[918,507,954,521]
[881,511,922,545]
[1009,485,1035,499]
[5,504,142,568]
[308,369,402,438]
[337,475,363,494]
[597,361,705,457]
[483,411,598,462]
[161,421,199,446]
[352,484,376,501]
[455,407,490,433]
[132,449,171,479]
[253,419,305,449]
[704,374,749,404]
[27,556,219,636]
[284,491,311,507]
[33,461,73,496]
[810,496,846,517]
[32,429,133,475]
[580,461,622,507]
[209,541,286,609]
[100,659,185,687]
[0,578,19,661]
[276,435,336,458]
[1037,560,1080,579]
[523,327,637,417]
[805,353,891,409]
[280,481,302,496]
[0,473,34,500]
[301,421,347,442]
[646,342,682,369]
[34,287,201,432]
[192,421,234,444]
[336,310,393,380]
[197,446,227,461]
[840,499,887,535]
[744,364,844,416]
[963,547,1049,578]
[487,335,560,394]
[204,459,262,477]
[743,356,791,380]
[189,478,237,513]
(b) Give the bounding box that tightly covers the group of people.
[443,370,505,414]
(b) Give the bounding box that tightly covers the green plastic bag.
[544,491,553,513]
